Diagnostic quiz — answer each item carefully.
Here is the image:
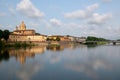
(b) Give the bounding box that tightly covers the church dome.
[19,21,26,30]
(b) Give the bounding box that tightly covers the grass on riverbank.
[0,41,35,48]
[85,41,108,45]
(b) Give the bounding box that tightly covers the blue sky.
[0,0,120,39]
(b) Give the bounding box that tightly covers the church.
[9,21,46,42]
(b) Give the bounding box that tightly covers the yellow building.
[47,35,71,42]
[9,21,46,42]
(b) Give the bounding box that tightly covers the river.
[0,44,120,80]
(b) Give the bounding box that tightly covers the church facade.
[9,21,46,42]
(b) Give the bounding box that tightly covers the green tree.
[86,36,107,41]
[46,38,50,41]
[56,37,60,41]
[0,29,3,41]
[3,30,10,42]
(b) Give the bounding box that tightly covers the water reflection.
[46,44,84,51]
[0,50,10,62]
[64,58,112,79]
[17,63,43,80]
[46,45,64,51]
[0,46,46,64]
[0,44,82,64]
[0,44,120,80]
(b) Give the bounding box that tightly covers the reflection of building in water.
[9,46,46,64]
[46,44,87,51]
[9,21,47,42]
[46,45,64,51]
[66,43,87,49]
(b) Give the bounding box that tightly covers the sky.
[0,0,120,39]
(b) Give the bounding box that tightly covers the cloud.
[16,0,45,19]
[87,31,98,36]
[106,25,120,36]
[89,13,112,25]
[64,10,88,19]
[64,3,99,19]
[0,12,6,17]
[64,3,112,25]
[86,3,99,12]
[50,18,62,26]
[17,63,43,80]
[63,3,114,38]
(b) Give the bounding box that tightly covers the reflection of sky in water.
[17,63,43,80]
[0,45,120,80]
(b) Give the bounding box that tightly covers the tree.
[86,36,107,41]
[35,33,40,35]
[56,37,60,41]
[3,30,10,42]
[0,29,3,41]
[46,38,50,41]
[117,39,120,41]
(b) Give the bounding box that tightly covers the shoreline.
[0,41,81,48]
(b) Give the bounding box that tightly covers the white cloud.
[64,3,99,19]
[106,25,113,31]
[0,12,6,17]
[64,10,88,19]
[89,13,112,25]
[88,31,98,36]
[63,3,112,25]
[17,63,43,80]
[50,18,62,26]
[106,25,120,36]
[86,4,99,12]
[16,0,45,19]
[63,3,114,38]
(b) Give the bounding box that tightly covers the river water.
[0,44,120,80]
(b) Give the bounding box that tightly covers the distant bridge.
[85,41,120,45]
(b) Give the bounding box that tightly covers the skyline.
[0,0,120,39]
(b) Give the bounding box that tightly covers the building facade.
[9,21,46,42]
[66,36,86,43]
[47,35,71,42]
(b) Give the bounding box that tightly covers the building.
[47,35,71,42]
[9,21,46,42]
[67,35,86,43]
[47,35,86,43]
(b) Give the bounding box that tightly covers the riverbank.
[0,41,109,49]
[0,41,36,48]
[85,41,108,45]
[0,41,78,47]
